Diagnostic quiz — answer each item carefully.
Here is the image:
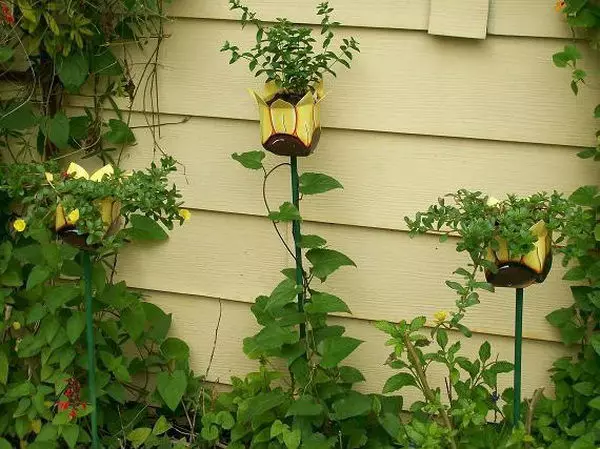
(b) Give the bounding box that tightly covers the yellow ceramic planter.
[53,163,121,249]
[484,220,552,288]
[250,81,325,157]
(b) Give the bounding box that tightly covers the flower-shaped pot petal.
[485,220,553,288]
[251,82,324,157]
[54,164,121,249]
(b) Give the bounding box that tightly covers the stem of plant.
[514,287,524,427]
[83,252,99,449]
[403,334,457,449]
[290,156,306,340]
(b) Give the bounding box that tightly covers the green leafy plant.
[1,156,187,254]
[0,0,175,163]
[221,1,360,95]
[199,152,396,448]
[377,306,521,449]
[527,3,600,448]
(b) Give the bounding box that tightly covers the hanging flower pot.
[484,220,553,289]
[53,163,121,250]
[250,81,325,157]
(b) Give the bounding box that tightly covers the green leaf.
[591,334,600,357]
[91,48,123,76]
[69,116,90,140]
[27,266,51,290]
[546,308,573,328]
[215,411,235,430]
[127,427,152,449]
[563,266,587,281]
[0,102,37,130]
[267,279,299,313]
[0,439,11,449]
[306,248,356,281]
[152,416,171,436]
[129,215,168,241]
[382,373,417,393]
[283,428,301,449]
[66,311,85,344]
[0,350,8,384]
[58,52,89,92]
[286,396,324,417]
[319,336,362,368]
[239,390,287,423]
[299,172,343,195]
[570,186,599,207]
[573,381,595,396]
[61,424,79,449]
[46,112,70,149]
[0,46,14,63]
[157,370,187,411]
[0,241,11,274]
[478,341,491,363]
[331,391,372,420]
[161,338,190,362]
[588,396,600,410]
[232,151,265,170]
[577,147,596,159]
[436,329,448,349]
[104,119,135,145]
[268,202,301,222]
[121,304,146,340]
[339,366,366,383]
[299,234,327,249]
[488,361,514,374]
[46,285,80,312]
[305,292,351,314]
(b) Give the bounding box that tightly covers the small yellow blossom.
[12,321,21,330]
[45,172,54,183]
[179,208,191,221]
[13,219,26,232]
[486,196,500,207]
[555,0,566,12]
[434,310,449,324]
[31,419,42,434]
[67,209,80,224]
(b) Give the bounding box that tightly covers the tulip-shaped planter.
[54,162,121,251]
[251,81,325,157]
[484,220,553,426]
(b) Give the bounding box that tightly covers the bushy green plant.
[527,3,600,447]
[199,151,396,449]
[0,0,173,163]
[0,214,202,448]
[221,1,360,95]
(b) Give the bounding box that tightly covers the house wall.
[111,0,600,400]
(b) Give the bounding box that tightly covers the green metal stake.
[290,156,306,339]
[513,287,524,427]
[82,252,99,449]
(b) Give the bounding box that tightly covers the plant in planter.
[197,151,396,448]
[405,190,578,429]
[221,1,360,157]
[0,157,204,449]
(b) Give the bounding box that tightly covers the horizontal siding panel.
[120,115,600,232]
[134,20,597,147]
[148,291,570,401]
[168,0,569,38]
[116,210,573,343]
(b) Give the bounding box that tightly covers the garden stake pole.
[290,156,306,339]
[82,252,99,449]
[514,287,524,427]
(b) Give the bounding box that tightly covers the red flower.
[65,388,73,398]
[80,402,87,410]
[1,2,14,24]
[69,409,77,420]
[57,401,70,411]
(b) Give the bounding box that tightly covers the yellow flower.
[486,196,500,207]
[179,208,191,221]
[434,310,448,323]
[31,419,42,434]
[67,209,80,225]
[555,0,566,12]
[250,81,325,157]
[13,219,26,232]
[45,172,54,183]
[12,321,21,330]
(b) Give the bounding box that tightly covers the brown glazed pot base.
[57,227,99,252]
[485,254,553,288]
[263,130,321,157]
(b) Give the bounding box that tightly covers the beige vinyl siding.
[108,1,597,399]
